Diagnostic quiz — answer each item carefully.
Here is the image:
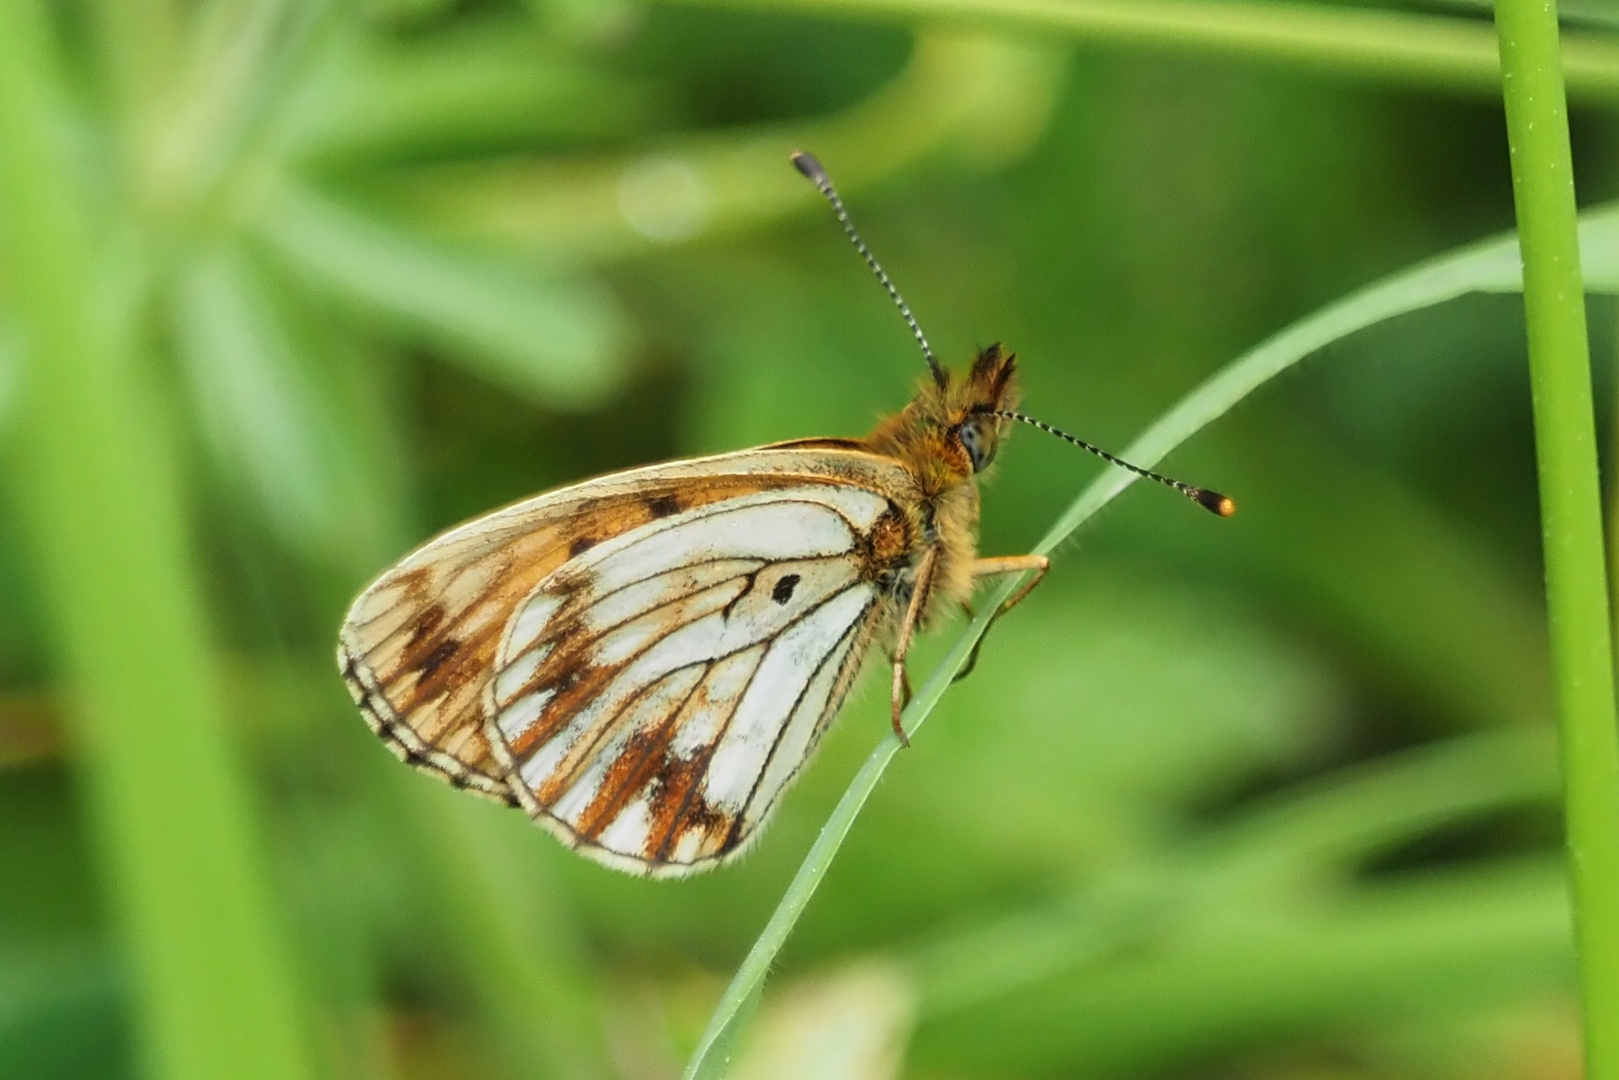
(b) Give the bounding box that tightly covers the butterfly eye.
[958,420,996,472]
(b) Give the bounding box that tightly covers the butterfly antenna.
[792,150,947,389]
[990,410,1236,517]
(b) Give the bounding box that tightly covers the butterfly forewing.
[338,447,920,876]
[485,483,897,876]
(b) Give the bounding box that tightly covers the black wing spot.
[646,493,681,518]
[568,536,597,557]
[771,574,801,605]
[420,638,459,679]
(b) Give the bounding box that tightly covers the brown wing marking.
[492,559,770,774]
[496,549,861,791]
[571,664,714,839]
[647,588,882,870]
[644,647,770,865]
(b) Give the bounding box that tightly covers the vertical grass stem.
[1495,2,1619,1073]
[0,5,316,1080]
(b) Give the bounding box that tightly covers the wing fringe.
[338,634,518,806]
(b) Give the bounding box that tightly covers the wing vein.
[569,664,713,844]
[542,661,708,807]
[510,566,861,757]
[642,586,873,865]
[730,604,872,837]
[552,494,872,605]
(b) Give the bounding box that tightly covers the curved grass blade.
[0,5,318,1078]
[681,202,1619,1080]
[907,726,1562,1021]
[649,0,1619,103]
[392,32,1065,263]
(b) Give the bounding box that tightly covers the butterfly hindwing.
[338,448,918,857]
[485,483,899,876]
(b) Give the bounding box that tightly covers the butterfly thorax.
[860,344,1020,625]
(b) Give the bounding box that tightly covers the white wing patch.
[482,488,891,877]
[745,619,862,829]
[699,585,873,813]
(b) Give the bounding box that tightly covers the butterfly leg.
[890,545,940,748]
[954,554,1049,684]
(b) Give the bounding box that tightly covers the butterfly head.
[951,343,1020,473]
[870,343,1019,489]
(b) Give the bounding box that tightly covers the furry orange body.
[860,343,1022,641]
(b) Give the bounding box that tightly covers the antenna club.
[1194,489,1236,517]
[791,150,828,185]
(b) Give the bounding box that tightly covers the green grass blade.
[681,202,1619,1080]
[649,0,1619,102]
[1496,3,1619,1074]
[1428,0,1619,30]
[0,6,317,1080]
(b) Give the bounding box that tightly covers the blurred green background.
[0,0,1612,1077]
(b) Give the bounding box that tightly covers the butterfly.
[337,152,1233,878]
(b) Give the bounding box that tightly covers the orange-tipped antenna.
[990,410,1235,517]
[792,150,946,388]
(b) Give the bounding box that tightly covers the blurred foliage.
[0,1,1612,1079]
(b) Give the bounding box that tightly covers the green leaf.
[254,182,633,408]
[174,243,405,570]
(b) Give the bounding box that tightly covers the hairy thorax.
[861,472,980,635]
[924,481,981,620]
